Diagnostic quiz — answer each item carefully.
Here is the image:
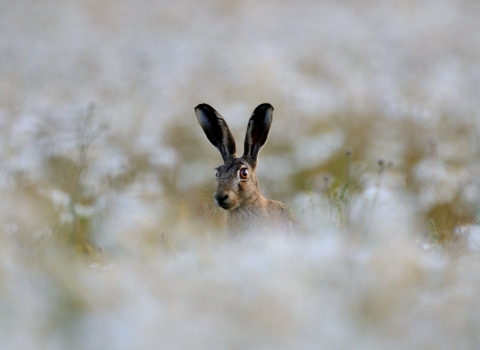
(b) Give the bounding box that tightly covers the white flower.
[39,187,71,209]
[60,212,75,224]
[74,204,96,218]
[3,223,19,236]
[33,228,53,239]
[90,263,115,271]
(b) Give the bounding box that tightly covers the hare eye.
[239,168,248,179]
[215,170,218,178]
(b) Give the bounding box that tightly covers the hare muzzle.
[213,190,230,209]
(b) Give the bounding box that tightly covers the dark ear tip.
[254,103,274,112]
[195,103,213,111]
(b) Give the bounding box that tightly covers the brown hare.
[195,103,300,236]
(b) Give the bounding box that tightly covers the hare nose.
[214,192,229,204]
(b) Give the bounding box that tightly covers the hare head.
[194,103,273,211]
[195,103,300,235]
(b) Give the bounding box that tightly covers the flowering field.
[1,0,480,349]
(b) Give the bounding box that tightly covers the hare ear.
[195,104,237,162]
[243,103,273,168]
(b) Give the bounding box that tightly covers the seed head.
[345,147,353,158]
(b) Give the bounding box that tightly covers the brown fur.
[227,197,299,236]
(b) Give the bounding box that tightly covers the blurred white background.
[1,0,480,349]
